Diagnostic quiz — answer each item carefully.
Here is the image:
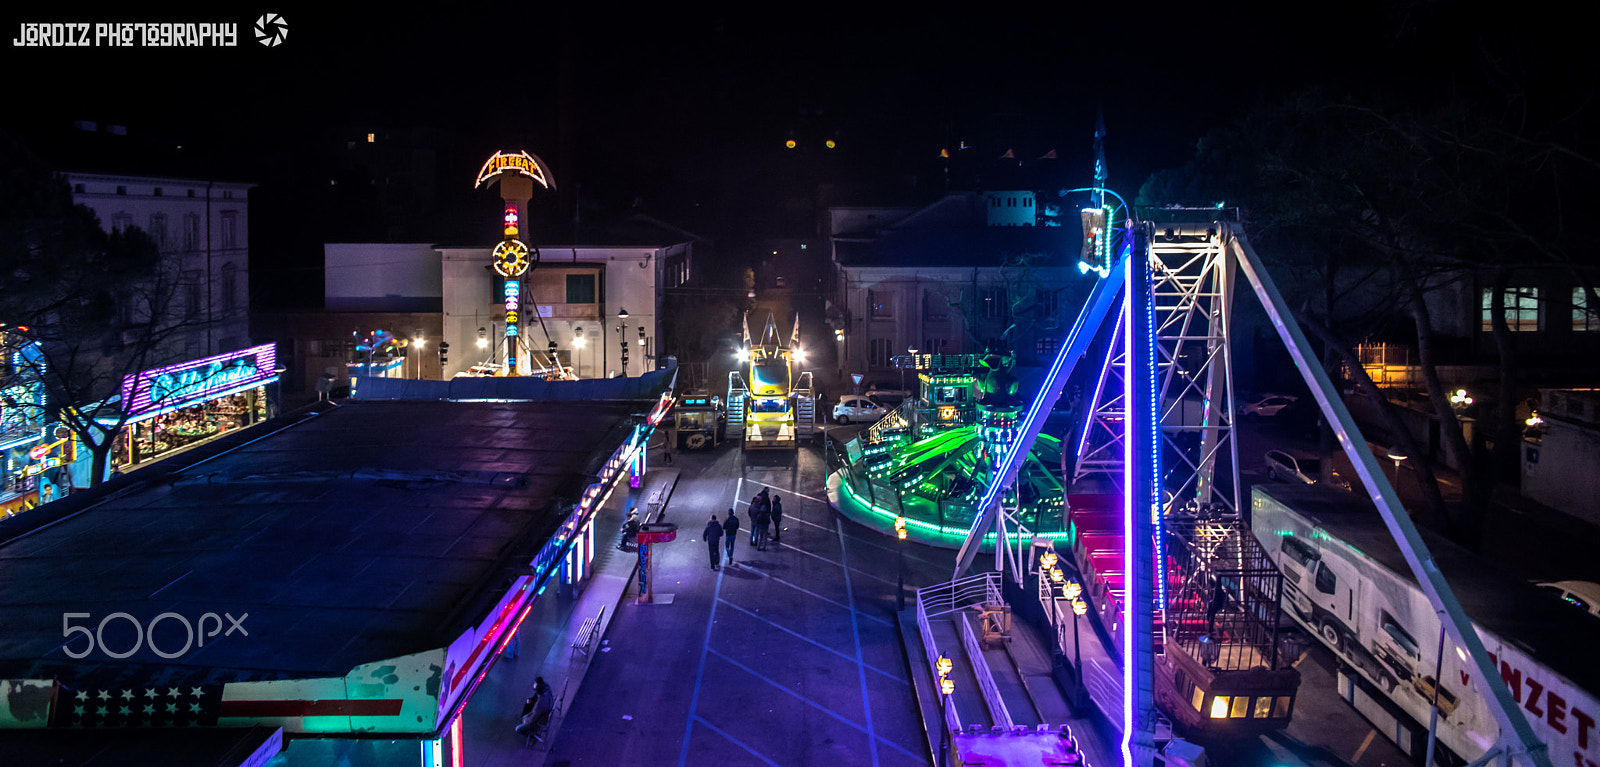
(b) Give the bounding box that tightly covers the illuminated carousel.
[826,352,1069,549]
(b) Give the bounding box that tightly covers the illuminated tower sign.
[475,150,555,375]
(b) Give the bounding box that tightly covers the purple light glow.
[120,343,277,421]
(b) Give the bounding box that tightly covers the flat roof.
[0,400,640,689]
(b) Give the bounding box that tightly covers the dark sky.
[3,4,1404,192]
[8,1,1574,294]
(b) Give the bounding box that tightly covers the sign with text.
[121,343,277,421]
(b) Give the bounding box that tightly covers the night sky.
[4,2,1578,302]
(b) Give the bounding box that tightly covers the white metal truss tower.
[1073,225,1240,516]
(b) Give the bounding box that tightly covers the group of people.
[701,488,785,570]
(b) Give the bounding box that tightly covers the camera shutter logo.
[254,13,287,47]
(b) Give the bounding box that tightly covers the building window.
[221,263,238,312]
[74,183,85,193]
[869,289,893,319]
[979,287,1006,319]
[1575,288,1598,332]
[565,273,597,304]
[1480,287,1539,332]
[116,185,126,195]
[923,289,948,320]
[1037,336,1059,356]
[149,214,167,251]
[112,213,132,232]
[187,189,195,198]
[154,187,163,197]
[220,212,238,249]
[1036,288,1060,316]
[184,271,203,319]
[869,338,893,367]
[921,338,947,355]
[183,214,199,252]
[223,190,234,199]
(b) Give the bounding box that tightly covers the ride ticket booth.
[110,344,280,470]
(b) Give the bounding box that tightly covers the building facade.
[828,192,1091,381]
[66,172,254,360]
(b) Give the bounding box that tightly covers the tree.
[1,131,204,488]
[1138,82,1600,549]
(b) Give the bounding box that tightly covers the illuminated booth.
[110,344,279,469]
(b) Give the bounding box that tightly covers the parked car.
[1263,449,1350,489]
[832,395,883,425]
[1240,393,1298,418]
[1536,580,1600,617]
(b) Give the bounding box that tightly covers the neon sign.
[502,201,519,237]
[474,150,555,190]
[121,343,276,422]
[504,279,521,366]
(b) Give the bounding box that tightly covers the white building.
[66,172,254,359]
[828,192,1091,379]
[441,244,686,380]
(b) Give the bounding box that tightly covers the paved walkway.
[539,443,949,767]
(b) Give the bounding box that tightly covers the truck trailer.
[1249,483,1600,767]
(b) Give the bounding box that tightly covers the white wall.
[439,246,664,380]
[325,243,443,309]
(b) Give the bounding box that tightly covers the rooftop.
[0,399,641,690]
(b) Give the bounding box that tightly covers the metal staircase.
[794,371,816,438]
[724,371,747,440]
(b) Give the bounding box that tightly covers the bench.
[570,606,606,657]
[644,482,672,522]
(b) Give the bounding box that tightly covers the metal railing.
[914,572,1008,735]
[959,609,1015,729]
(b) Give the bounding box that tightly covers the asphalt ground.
[544,439,957,767]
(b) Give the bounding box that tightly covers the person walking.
[770,495,784,544]
[752,498,772,552]
[703,514,723,571]
[722,508,740,566]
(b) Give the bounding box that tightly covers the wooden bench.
[570,606,606,658]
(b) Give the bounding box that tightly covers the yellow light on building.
[940,677,954,696]
[894,516,907,540]
[785,139,797,149]
[936,655,952,676]
[1210,696,1230,719]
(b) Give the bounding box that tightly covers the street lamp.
[936,654,954,767]
[1386,450,1408,499]
[476,327,488,349]
[1070,595,1088,708]
[412,332,425,379]
[895,516,908,610]
[617,308,631,377]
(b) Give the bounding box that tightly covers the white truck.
[1250,483,1600,767]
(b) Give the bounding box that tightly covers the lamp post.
[1069,587,1087,709]
[412,332,425,379]
[895,516,908,610]
[617,308,631,377]
[1386,450,1407,501]
[936,655,954,767]
[573,326,587,378]
[1038,550,1060,638]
